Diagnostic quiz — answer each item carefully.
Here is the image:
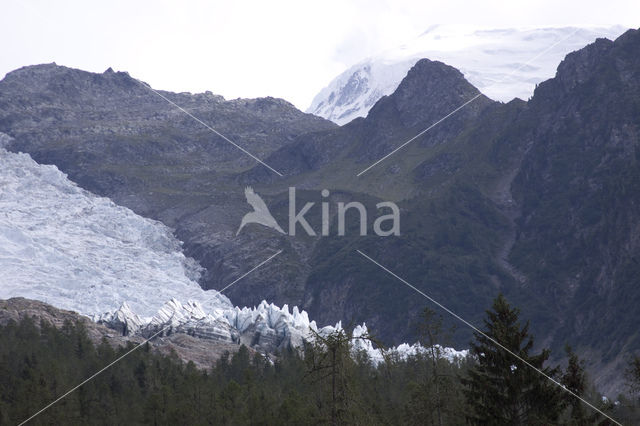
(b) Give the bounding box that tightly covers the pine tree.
[304,327,379,425]
[561,345,589,424]
[627,355,640,401]
[305,328,353,425]
[407,307,460,426]
[463,294,563,425]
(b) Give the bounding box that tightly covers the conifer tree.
[463,294,563,425]
[561,345,589,424]
[407,307,460,426]
[628,355,640,400]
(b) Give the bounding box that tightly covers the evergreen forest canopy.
[1,295,640,425]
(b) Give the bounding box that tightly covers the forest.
[1,295,639,425]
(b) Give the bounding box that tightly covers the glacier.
[0,135,231,318]
[0,134,467,363]
[98,299,468,364]
[308,25,629,125]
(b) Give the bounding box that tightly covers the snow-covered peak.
[308,25,629,125]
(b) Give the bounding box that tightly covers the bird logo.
[236,187,285,236]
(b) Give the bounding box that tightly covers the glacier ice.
[0,138,467,363]
[0,141,231,318]
[98,299,468,364]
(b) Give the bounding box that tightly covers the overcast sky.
[1,0,638,110]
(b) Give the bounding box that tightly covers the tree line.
[1,295,639,425]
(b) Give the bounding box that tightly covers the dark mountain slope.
[0,63,335,214]
[241,30,640,394]
[507,30,640,387]
[0,63,337,309]
[2,30,639,395]
[244,59,494,193]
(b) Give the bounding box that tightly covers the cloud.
[1,0,637,110]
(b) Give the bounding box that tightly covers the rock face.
[2,29,640,396]
[0,62,335,220]
[254,58,494,176]
[507,30,640,395]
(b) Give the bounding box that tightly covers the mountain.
[308,25,628,124]
[0,139,465,363]
[0,63,335,201]
[0,63,336,316]
[0,137,308,355]
[0,138,319,354]
[511,30,640,374]
[247,29,640,394]
[2,28,640,395]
